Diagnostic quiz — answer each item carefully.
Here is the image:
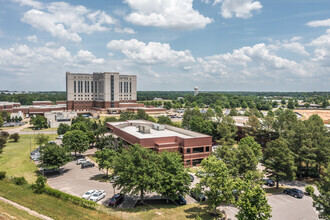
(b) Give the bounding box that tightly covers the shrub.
[12,177,27,185]
[0,171,6,180]
[305,185,315,195]
[9,133,20,142]
[0,131,9,139]
[44,187,96,209]
[0,137,7,148]
[33,176,47,193]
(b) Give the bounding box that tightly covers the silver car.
[82,190,97,199]
[89,190,106,202]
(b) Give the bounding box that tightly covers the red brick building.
[107,120,212,167]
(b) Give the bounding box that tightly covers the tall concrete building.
[66,72,137,111]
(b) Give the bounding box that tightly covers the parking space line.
[271,195,294,204]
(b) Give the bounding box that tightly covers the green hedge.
[43,187,97,209]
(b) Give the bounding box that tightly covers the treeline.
[0,92,66,105]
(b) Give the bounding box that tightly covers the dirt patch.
[295,110,330,124]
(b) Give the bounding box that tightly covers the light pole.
[29,136,31,161]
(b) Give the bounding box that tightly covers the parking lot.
[47,159,114,205]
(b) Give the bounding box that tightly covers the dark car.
[108,194,124,207]
[263,179,275,187]
[174,195,186,205]
[81,161,95,169]
[190,189,206,202]
[284,188,304,198]
[190,174,194,182]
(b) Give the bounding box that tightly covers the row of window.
[179,146,210,154]
[120,81,132,93]
[74,80,97,93]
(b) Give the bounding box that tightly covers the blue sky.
[0,0,329,91]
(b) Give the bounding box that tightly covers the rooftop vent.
[138,125,151,134]
[153,123,165,131]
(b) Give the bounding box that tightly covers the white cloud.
[107,39,195,65]
[124,0,212,30]
[26,35,38,43]
[20,1,117,42]
[306,18,330,27]
[269,41,309,56]
[211,0,262,19]
[114,27,136,34]
[12,0,43,9]
[309,29,330,63]
[74,50,105,64]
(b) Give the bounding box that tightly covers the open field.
[295,109,330,124]
[0,134,53,183]
[0,199,39,220]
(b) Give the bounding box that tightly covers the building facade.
[66,72,137,111]
[107,120,212,167]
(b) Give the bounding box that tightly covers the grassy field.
[0,134,53,183]
[0,199,40,220]
[0,179,118,220]
[22,126,56,132]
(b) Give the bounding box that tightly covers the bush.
[44,187,96,209]
[33,176,47,193]
[305,185,315,195]
[0,137,7,148]
[0,131,9,139]
[0,171,6,180]
[12,177,28,185]
[9,133,20,142]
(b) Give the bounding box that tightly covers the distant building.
[107,120,212,167]
[194,87,198,96]
[44,111,77,128]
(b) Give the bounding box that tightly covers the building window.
[206,147,210,152]
[130,81,132,93]
[74,81,76,93]
[95,81,97,93]
[111,75,114,101]
[193,147,204,154]
[120,82,122,93]
[78,81,80,93]
[85,81,87,93]
[186,160,191,165]
[91,81,93,93]
[187,148,191,154]
[87,81,89,93]
[192,159,203,166]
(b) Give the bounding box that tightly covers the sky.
[0,0,329,92]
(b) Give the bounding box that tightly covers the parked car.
[110,175,119,183]
[284,188,304,198]
[108,194,124,207]
[263,179,275,187]
[190,189,206,202]
[174,195,186,205]
[89,190,106,202]
[56,135,63,140]
[77,158,88,165]
[82,190,97,199]
[81,161,94,169]
[189,174,194,182]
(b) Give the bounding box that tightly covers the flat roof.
[108,120,209,139]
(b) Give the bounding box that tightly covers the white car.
[89,190,106,202]
[76,158,88,165]
[56,135,63,140]
[82,190,97,199]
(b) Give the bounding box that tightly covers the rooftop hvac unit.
[152,123,165,131]
[138,125,151,134]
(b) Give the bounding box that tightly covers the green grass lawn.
[0,199,40,220]
[0,134,53,183]
[0,179,119,220]
[22,126,56,132]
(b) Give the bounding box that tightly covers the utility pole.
[29,136,31,161]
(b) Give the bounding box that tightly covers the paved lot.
[47,159,115,205]
[222,193,318,220]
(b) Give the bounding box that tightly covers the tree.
[236,185,271,220]
[0,116,3,127]
[57,123,71,135]
[95,148,116,176]
[111,144,160,203]
[229,108,238,116]
[236,144,258,174]
[205,108,215,120]
[31,115,48,129]
[9,133,20,142]
[244,115,261,137]
[287,99,295,109]
[239,136,262,160]
[39,143,70,169]
[157,116,172,125]
[136,109,149,120]
[313,164,330,219]
[214,144,239,176]
[262,115,275,133]
[157,151,190,203]
[62,130,89,156]
[262,138,296,188]
[34,176,47,193]
[274,109,297,135]
[119,111,136,121]
[217,115,237,144]
[71,122,88,132]
[241,101,248,109]
[214,105,223,122]
[35,134,50,146]
[197,155,234,215]
[0,137,7,150]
